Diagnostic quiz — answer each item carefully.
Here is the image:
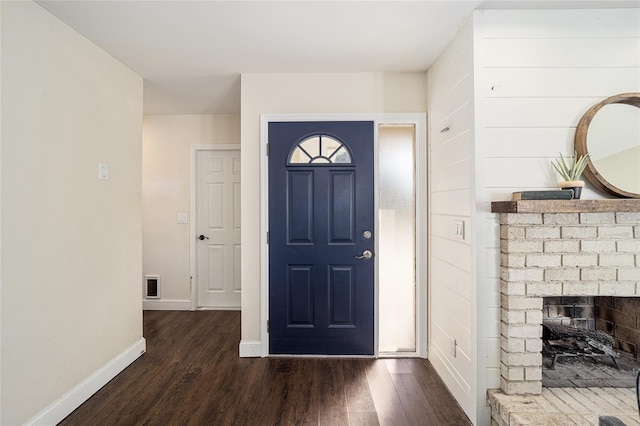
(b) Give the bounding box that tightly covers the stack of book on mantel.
[512,190,574,200]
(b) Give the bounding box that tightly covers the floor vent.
[145,275,160,299]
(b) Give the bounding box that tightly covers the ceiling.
[36,0,639,115]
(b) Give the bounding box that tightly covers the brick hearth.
[488,388,640,426]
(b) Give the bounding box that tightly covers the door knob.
[355,250,373,260]
[198,235,209,240]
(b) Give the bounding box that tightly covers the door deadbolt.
[363,230,372,239]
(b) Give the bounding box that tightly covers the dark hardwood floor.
[60,311,471,425]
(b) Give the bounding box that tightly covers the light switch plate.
[177,213,188,224]
[98,163,109,180]
[453,220,465,240]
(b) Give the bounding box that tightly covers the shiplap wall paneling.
[427,17,477,423]
[483,68,639,98]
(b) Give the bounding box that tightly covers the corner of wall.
[0,1,3,422]
[25,339,146,426]
[2,2,144,422]
[426,10,478,424]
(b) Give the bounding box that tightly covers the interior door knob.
[198,235,209,240]
[355,250,373,260]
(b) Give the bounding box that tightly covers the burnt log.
[542,323,620,369]
[543,323,614,348]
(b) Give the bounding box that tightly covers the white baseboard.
[239,340,262,357]
[195,306,240,311]
[143,298,191,310]
[26,337,146,426]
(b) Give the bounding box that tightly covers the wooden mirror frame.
[575,92,640,199]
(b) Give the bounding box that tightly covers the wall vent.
[145,275,160,299]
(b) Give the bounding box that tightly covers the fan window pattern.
[288,135,352,165]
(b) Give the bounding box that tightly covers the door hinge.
[266,231,269,244]
[266,143,270,156]
[267,320,270,333]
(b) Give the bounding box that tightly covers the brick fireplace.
[491,199,640,396]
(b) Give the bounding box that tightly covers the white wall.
[142,114,240,309]
[426,18,478,423]
[475,8,638,425]
[1,2,144,424]
[240,72,427,347]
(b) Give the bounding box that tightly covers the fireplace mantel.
[492,199,640,214]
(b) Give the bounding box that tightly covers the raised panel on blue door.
[328,265,356,327]
[329,171,355,244]
[287,171,314,244]
[287,265,314,327]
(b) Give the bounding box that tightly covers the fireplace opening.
[542,296,640,388]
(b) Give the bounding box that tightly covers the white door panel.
[196,149,241,308]
[233,244,241,292]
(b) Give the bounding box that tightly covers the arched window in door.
[287,134,352,165]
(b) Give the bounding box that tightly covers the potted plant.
[551,152,591,199]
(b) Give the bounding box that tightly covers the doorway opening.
[190,145,241,311]
[256,114,427,358]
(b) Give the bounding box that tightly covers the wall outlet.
[177,213,188,224]
[450,337,457,357]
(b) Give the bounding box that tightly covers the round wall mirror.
[575,93,640,198]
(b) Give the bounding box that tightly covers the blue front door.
[268,121,374,355]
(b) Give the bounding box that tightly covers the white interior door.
[196,149,241,309]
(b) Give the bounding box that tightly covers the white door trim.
[259,114,427,357]
[190,144,241,311]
